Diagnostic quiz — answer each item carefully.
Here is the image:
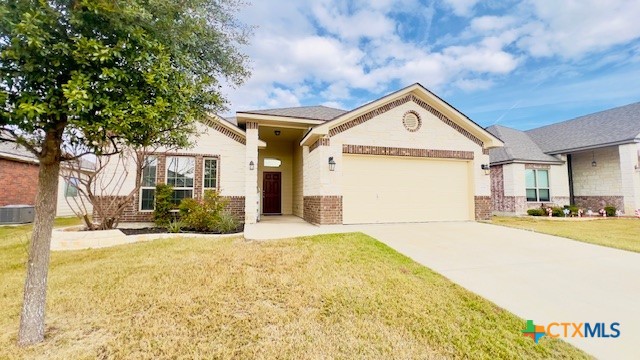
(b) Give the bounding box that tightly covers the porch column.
[618,144,640,214]
[245,121,259,224]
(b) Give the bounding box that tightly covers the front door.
[262,172,282,214]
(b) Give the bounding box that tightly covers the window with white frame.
[525,169,550,202]
[140,156,158,211]
[166,156,195,205]
[65,177,79,197]
[203,158,218,190]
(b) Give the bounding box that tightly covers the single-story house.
[0,141,94,218]
[106,83,503,225]
[487,102,640,215]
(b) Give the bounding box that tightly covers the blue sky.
[222,0,640,130]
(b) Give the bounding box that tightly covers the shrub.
[551,207,564,217]
[527,209,545,216]
[154,183,174,227]
[215,211,239,233]
[604,206,616,217]
[179,190,228,232]
[567,205,579,215]
[167,220,184,233]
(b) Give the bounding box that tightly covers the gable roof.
[526,102,640,154]
[486,125,562,165]
[300,83,503,149]
[239,105,347,122]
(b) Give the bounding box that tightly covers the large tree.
[0,0,249,345]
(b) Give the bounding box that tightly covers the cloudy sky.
[221,0,640,130]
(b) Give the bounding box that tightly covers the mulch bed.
[119,224,244,236]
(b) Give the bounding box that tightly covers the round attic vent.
[402,111,421,132]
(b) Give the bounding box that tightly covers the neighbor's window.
[526,169,550,202]
[264,158,282,168]
[166,156,195,205]
[203,158,218,189]
[140,156,158,211]
[65,177,79,197]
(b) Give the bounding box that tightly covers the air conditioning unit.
[0,205,35,224]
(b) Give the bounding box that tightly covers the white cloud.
[442,0,480,17]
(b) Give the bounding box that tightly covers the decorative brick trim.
[402,110,422,132]
[483,148,490,155]
[329,94,485,150]
[201,118,246,145]
[309,137,330,153]
[246,121,259,130]
[342,144,474,160]
[303,196,342,225]
[525,164,551,169]
[474,196,492,220]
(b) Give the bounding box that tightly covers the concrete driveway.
[246,218,640,359]
[361,222,640,360]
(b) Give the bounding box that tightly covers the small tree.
[153,183,175,227]
[61,146,166,230]
[1,0,249,345]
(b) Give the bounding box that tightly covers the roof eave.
[544,138,640,155]
[236,112,327,124]
[490,159,565,166]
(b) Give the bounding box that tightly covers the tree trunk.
[17,158,60,345]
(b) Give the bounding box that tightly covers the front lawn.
[490,216,640,253]
[0,227,586,359]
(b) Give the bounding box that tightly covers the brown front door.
[262,172,282,214]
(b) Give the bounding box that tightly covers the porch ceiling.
[259,126,306,143]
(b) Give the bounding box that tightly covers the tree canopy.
[0,0,250,156]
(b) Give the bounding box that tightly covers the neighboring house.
[487,102,640,215]
[105,83,503,225]
[0,141,94,217]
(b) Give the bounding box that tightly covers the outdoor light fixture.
[274,130,281,136]
[249,161,255,170]
[328,156,336,171]
[481,164,490,175]
[591,151,597,167]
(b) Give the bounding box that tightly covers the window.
[203,158,218,189]
[166,156,195,205]
[264,158,281,168]
[140,156,157,211]
[526,169,550,202]
[65,177,79,197]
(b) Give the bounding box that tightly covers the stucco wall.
[292,142,304,217]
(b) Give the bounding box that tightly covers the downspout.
[567,154,574,205]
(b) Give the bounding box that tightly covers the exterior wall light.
[249,160,255,170]
[274,130,281,136]
[481,164,490,175]
[591,151,597,167]
[328,156,336,171]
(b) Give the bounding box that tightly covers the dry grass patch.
[1,226,587,359]
[490,216,640,253]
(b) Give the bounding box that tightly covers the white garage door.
[342,155,473,224]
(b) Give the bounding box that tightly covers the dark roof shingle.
[486,125,562,164]
[526,102,640,154]
[239,105,347,121]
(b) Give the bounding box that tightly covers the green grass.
[490,216,640,253]
[0,225,587,359]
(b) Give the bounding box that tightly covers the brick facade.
[303,196,342,225]
[490,164,505,212]
[342,144,474,160]
[309,137,330,153]
[0,158,39,206]
[474,196,492,220]
[573,196,624,212]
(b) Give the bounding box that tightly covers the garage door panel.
[342,155,471,224]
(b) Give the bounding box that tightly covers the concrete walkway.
[246,217,640,359]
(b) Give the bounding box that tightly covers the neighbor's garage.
[341,155,473,224]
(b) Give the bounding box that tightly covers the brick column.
[244,122,259,224]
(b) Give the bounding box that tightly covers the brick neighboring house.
[0,141,94,217]
[487,102,640,215]
[97,83,504,225]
